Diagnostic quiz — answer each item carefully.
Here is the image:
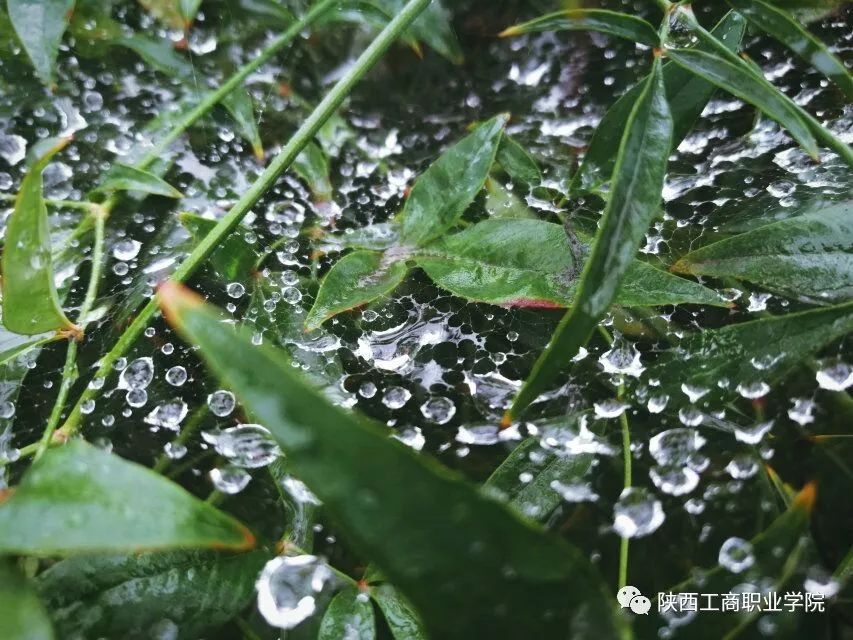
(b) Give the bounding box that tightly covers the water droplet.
[227,282,245,299]
[804,566,840,597]
[210,464,251,494]
[126,388,148,408]
[256,555,333,629]
[681,383,709,403]
[613,487,665,538]
[164,441,187,460]
[736,381,769,399]
[213,424,281,468]
[0,401,16,419]
[678,406,704,427]
[358,381,377,398]
[647,394,669,414]
[599,339,644,377]
[208,390,236,416]
[747,292,772,312]
[718,537,755,573]
[281,476,321,506]
[381,386,411,409]
[788,398,815,425]
[650,466,699,496]
[144,398,188,431]
[119,357,154,390]
[593,399,629,419]
[816,361,853,391]
[649,428,706,466]
[550,479,599,502]
[112,238,141,261]
[165,365,187,386]
[420,396,456,424]
[393,427,425,451]
[725,454,759,479]
[734,420,773,445]
[456,425,499,446]
[0,133,26,165]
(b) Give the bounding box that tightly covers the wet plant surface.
[0,0,852,638]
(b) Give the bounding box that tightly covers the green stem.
[153,404,209,473]
[35,340,78,461]
[618,408,632,590]
[0,193,100,212]
[56,0,432,441]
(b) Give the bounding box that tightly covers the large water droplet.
[718,537,755,573]
[213,424,281,468]
[256,555,333,630]
[816,361,853,391]
[119,357,154,390]
[613,487,665,538]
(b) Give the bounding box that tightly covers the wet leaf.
[0,561,54,640]
[98,163,183,198]
[7,0,74,87]
[496,135,542,186]
[319,588,376,639]
[414,219,724,309]
[728,0,853,99]
[160,283,626,640]
[1,136,76,335]
[571,12,745,194]
[648,302,853,403]
[366,580,427,640]
[179,212,258,281]
[137,0,184,30]
[501,9,659,46]
[509,58,673,418]
[484,179,536,219]
[487,436,594,523]
[673,204,853,302]
[293,141,333,201]
[398,114,507,246]
[116,35,193,78]
[0,440,255,555]
[665,47,820,159]
[305,250,409,329]
[36,550,267,639]
[0,330,56,367]
[374,0,462,63]
[222,87,264,162]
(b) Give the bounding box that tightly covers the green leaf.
[484,179,536,219]
[116,35,193,78]
[35,550,267,639]
[0,330,56,367]
[179,211,258,281]
[305,250,409,329]
[374,0,462,63]
[0,561,54,640]
[487,436,594,523]
[571,12,745,195]
[1,136,76,335]
[7,0,74,87]
[179,0,202,26]
[137,0,184,30]
[648,302,853,404]
[501,9,659,47]
[222,87,264,162]
[728,0,853,99]
[666,47,822,159]
[509,58,673,419]
[367,580,427,640]
[98,163,183,198]
[673,204,853,302]
[293,141,333,201]
[319,588,376,640]
[398,114,507,246]
[0,440,255,555]
[160,283,625,640]
[414,219,724,309]
[496,134,542,186]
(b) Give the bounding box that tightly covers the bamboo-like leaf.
[222,87,264,162]
[414,219,724,308]
[35,550,267,639]
[293,141,333,201]
[728,0,853,98]
[160,283,625,640]
[571,11,745,194]
[305,250,409,329]
[7,0,74,87]
[672,205,853,302]
[116,35,193,78]
[508,58,673,420]
[1,137,76,335]
[665,47,822,158]
[98,163,183,198]
[0,440,255,555]
[179,0,202,26]
[398,115,507,246]
[500,9,659,46]
[319,588,376,639]
[179,212,259,281]
[373,0,462,63]
[0,561,54,640]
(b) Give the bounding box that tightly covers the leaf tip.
[793,481,817,513]
[498,25,521,38]
[158,281,203,328]
[499,410,512,430]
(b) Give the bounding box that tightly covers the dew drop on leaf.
[255,555,334,630]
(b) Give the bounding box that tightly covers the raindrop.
[599,339,644,377]
[647,394,669,414]
[112,238,141,261]
[144,398,188,431]
[208,390,236,416]
[815,361,853,391]
[381,386,411,409]
[736,381,769,399]
[681,383,709,403]
[550,479,599,503]
[164,441,187,460]
[678,406,704,427]
[649,428,706,466]
[649,466,699,496]
[420,396,456,424]
[456,425,499,446]
[788,398,815,425]
[256,555,333,629]
[213,424,281,468]
[210,464,251,494]
[725,455,759,479]
[718,537,755,573]
[119,357,154,390]
[804,566,840,598]
[393,427,425,451]
[358,382,377,398]
[734,420,773,445]
[593,399,629,419]
[165,365,187,386]
[613,487,665,538]
[227,282,245,299]
[126,388,148,408]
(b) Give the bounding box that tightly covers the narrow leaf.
[7,0,74,87]
[374,0,462,63]
[672,205,853,302]
[179,0,203,26]
[306,250,408,329]
[160,283,625,640]
[36,550,267,639]
[293,141,333,201]
[137,0,184,30]
[398,114,507,246]
[496,135,542,186]
[728,0,853,98]
[1,136,76,335]
[571,11,745,194]
[222,87,264,162]
[509,58,673,419]
[99,163,183,198]
[0,440,255,555]
[501,9,659,47]
[179,211,258,281]
[116,35,193,78]
[0,561,54,640]
[319,588,376,640]
[414,219,725,309]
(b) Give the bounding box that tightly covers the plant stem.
[56,0,432,441]
[618,408,632,590]
[0,193,100,212]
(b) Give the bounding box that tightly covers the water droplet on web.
[599,338,644,377]
[208,390,235,416]
[725,454,759,479]
[80,399,96,415]
[647,394,669,414]
[681,383,709,403]
[227,282,246,299]
[550,479,599,503]
[788,398,815,425]
[381,386,411,409]
[815,361,853,391]
[256,555,334,629]
[734,420,773,445]
[420,396,455,424]
[165,366,187,386]
[649,428,706,466]
[456,425,499,446]
[736,381,769,399]
[613,487,665,538]
[678,406,704,427]
[144,398,188,431]
[747,293,772,312]
[0,401,16,419]
[593,399,629,419]
[112,238,141,261]
[650,466,699,496]
[126,388,148,408]
[281,476,321,506]
[0,133,26,165]
[163,441,187,460]
[358,381,377,398]
[118,357,153,390]
[393,427,425,451]
[804,566,840,597]
[210,464,250,494]
[213,424,281,468]
[718,537,755,573]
